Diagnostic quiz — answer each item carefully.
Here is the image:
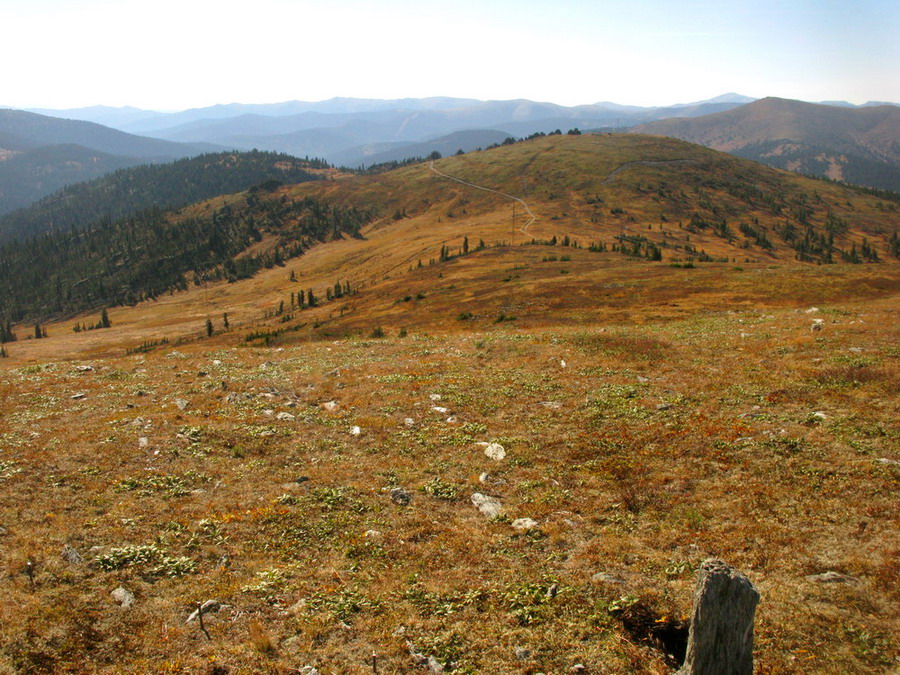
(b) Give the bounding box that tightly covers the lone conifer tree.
[100,308,111,328]
[34,323,42,339]
[205,318,214,337]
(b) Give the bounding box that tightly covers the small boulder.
[514,646,531,660]
[71,392,86,400]
[390,487,412,506]
[471,493,502,518]
[61,544,83,565]
[174,398,189,411]
[111,587,134,607]
[276,412,295,421]
[805,571,860,584]
[349,426,361,436]
[478,442,506,461]
[321,400,338,412]
[511,518,539,531]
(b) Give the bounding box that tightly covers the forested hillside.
[0,151,328,242]
[0,188,372,324]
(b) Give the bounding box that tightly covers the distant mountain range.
[22,94,760,169]
[632,97,900,191]
[0,109,218,215]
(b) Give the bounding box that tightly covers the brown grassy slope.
[3,133,898,364]
[0,282,896,673]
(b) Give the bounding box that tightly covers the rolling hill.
[1,133,897,326]
[0,109,221,214]
[0,133,896,675]
[632,97,900,191]
[0,151,328,243]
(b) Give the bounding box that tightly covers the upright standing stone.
[677,559,759,675]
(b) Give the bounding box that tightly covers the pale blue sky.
[2,0,898,110]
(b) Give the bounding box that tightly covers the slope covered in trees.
[0,151,328,242]
[0,187,371,323]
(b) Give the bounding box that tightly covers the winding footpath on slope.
[429,160,536,235]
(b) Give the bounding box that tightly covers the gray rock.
[321,400,338,411]
[174,398,189,410]
[478,442,506,461]
[61,544,83,565]
[540,401,562,409]
[186,599,221,622]
[805,571,860,584]
[511,518,539,531]
[391,487,412,506]
[276,412,295,421]
[592,572,625,585]
[427,656,445,674]
[514,646,531,660]
[471,492,502,518]
[570,665,587,673]
[297,667,320,675]
[111,587,134,607]
[876,457,899,466]
[71,392,86,400]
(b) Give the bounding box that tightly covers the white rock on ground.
[350,426,361,436]
[480,442,506,460]
[276,412,295,421]
[432,406,448,414]
[111,587,134,607]
[174,398,189,410]
[322,401,338,411]
[511,518,539,531]
[471,493,502,518]
[429,393,442,401]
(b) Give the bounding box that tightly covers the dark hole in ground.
[612,600,689,668]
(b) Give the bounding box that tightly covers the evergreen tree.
[463,236,469,254]
[205,318,214,337]
[100,308,111,328]
[34,323,42,339]
[223,312,229,329]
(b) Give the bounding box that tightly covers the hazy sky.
[3,0,898,110]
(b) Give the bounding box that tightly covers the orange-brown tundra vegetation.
[0,134,897,673]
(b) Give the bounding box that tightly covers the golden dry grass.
[0,135,898,673]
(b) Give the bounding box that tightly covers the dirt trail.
[429,161,536,235]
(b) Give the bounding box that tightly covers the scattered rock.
[321,400,338,412]
[297,667,320,675]
[111,587,134,607]
[364,530,382,540]
[570,665,587,673]
[559,359,567,368]
[186,599,221,622]
[471,493,502,518]
[138,437,149,449]
[656,403,672,411]
[212,360,222,366]
[61,544,83,565]
[637,375,649,383]
[404,417,415,427]
[74,365,94,372]
[805,307,820,314]
[390,487,412,506]
[276,412,295,421]
[478,442,506,461]
[174,398,189,411]
[349,426,361,436]
[876,457,899,466]
[546,584,559,598]
[295,476,311,484]
[427,656,445,674]
[71,392,86,400]
[805,571,860,584]
[512,518,539,531]
[810,411,827,421]
[540,401,562,409]
[431,406,448,414]
[514,646,531,660]
[592,571,625,585]
[429,393,442,401]
[811,319,824,332]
